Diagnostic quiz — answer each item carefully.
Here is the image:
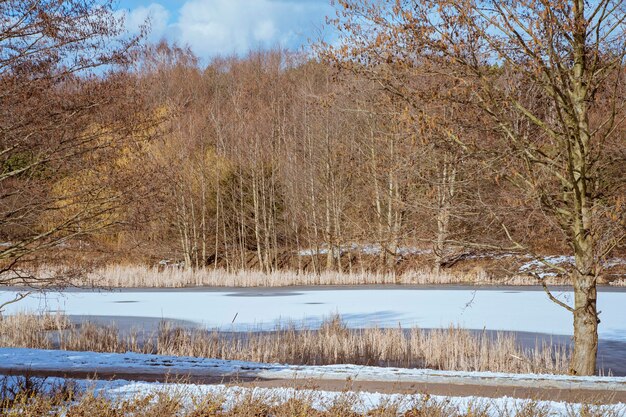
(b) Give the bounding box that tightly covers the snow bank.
[1,348,625,391]
[0,374,623,416]
[519,256,626,277]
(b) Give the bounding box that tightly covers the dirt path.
[1,367,623,404]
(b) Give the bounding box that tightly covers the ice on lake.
[2,287,625,341]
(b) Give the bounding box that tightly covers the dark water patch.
[225,292,303,297]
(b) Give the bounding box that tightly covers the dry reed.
[153,317,570,374]
[7,264,569,288]
[0,314,570,374]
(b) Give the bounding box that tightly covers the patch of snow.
[536,272,558,278]
[0,373,624,416]
[156,259,185,269]
[519,256,575,273]
[605,258,626,269]
[359,244,382,255]
[520,256,626,275]
[397,246,432,256]
[1,348,626,390]
[464,253,518,260]
[297,243,431,257]
[297,245,325,256]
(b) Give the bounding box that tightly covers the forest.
[3,41,624,275]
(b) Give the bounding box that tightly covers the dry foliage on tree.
[322,0,626,375]
[0,0,158,306]
[129,45,513,277]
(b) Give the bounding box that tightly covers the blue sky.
[115,0,336,60]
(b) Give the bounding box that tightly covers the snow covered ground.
[296,243,431,257]
[293,246,626,278]
[1,348,625,390]
[96,381,626,416]
[2,287,626,341]
[108,382,626,416]
[518,256,626,278]
[0,367,624,416]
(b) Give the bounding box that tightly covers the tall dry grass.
[0,314,570,374]
[0,313,70,349]
[8,264,568,288]
[155,317,570,374]
[610,278,626,287]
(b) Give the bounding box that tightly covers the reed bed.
[0,314,570,374]
[0,375,622,417]
[9,264,567,288]
[155,317,570,374]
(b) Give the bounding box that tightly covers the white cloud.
[253,20,278,43]
[122,0,333,59]
[122,3,171,43]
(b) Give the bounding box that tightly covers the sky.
[115,0,337,60]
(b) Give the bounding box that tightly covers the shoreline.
[3,283,626,293]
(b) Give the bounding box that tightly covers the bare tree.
[326,0,626,375]
[0,0,146,305]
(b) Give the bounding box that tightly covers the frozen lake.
[2,286,625,341]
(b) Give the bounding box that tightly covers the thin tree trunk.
[370,127,386,270]
[238,170,247,270]
[214,175,221,270]
[252,169,265,272]
[189,186,199,268]
[434,154,456,274]
[201,155,207,266]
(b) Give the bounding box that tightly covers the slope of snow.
[297,243,431,256]
[519,256,626,277]
[2,288,626,341]
[1,348,625,391]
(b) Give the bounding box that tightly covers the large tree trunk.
[571,269,598,375]
[569,130,598,375]
[569,167,599,375]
